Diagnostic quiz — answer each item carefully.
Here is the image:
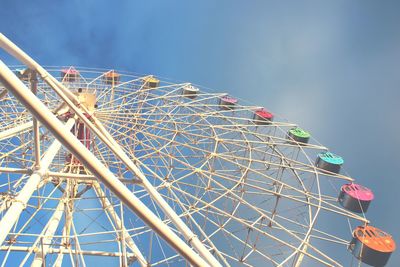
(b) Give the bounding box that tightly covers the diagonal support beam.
[0,118,75,246]
[93,182,148,267]
[293,235,311,267]
[53,180,74,267]
[0,59,209,266]
[31,191,66,267]
[29,70,41,168]
[0,121,33,141]
[93,119,223,267]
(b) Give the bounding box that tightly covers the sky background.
[0,0,399,266]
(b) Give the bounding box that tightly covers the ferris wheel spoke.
[101,124,369,238]
[70,220,87,267]
[167,181,256,266]
[99,82,185,112]
[90,124,225,266]
[166,161,322,266]
[113,121,316,182]
[169,193,283,265]
[135,137,352,223]
[92,182,148,267]
[1,181,61,266]
[30,190,66,267]
[146,176,283,264]
[96,76,148,106]
[171,184,343,266]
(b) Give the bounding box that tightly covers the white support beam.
[53,181,73,267]
[0,167,30,174]
[47,171,141,184]
[0,118,75,246]
[0,58,209,266]
[293,236,311,267]
[0,88,7,100]
[31,191,66,267]
[91,109,223,267]
[30,70,41,169]
[0,246,136,258]
[0,121,33,141]
[93,182,147,267]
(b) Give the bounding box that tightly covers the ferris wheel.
[0,33,395,267]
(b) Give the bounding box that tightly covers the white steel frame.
[0,33,371,267]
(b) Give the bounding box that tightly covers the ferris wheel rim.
[0,33,395,267]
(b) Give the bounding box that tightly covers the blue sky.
[1,0,399,266]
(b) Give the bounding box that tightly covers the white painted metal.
[0,60,210,267]
[93,182,147,267]
[293,236,311,267]
[0,88,7,99]
[0,246,136,258]
[0,121,33,141]
[30,70,41,168]
[52,181,73,267]
[0,33,378,267]
[0,33,81,107]
[0,118,75,246]
[47,172,141,183]
[92,117,223,267]
[0,33,220,267]
[31,193,66,267]
[0,167,30,174]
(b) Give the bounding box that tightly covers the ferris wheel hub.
[76,92,97,114]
